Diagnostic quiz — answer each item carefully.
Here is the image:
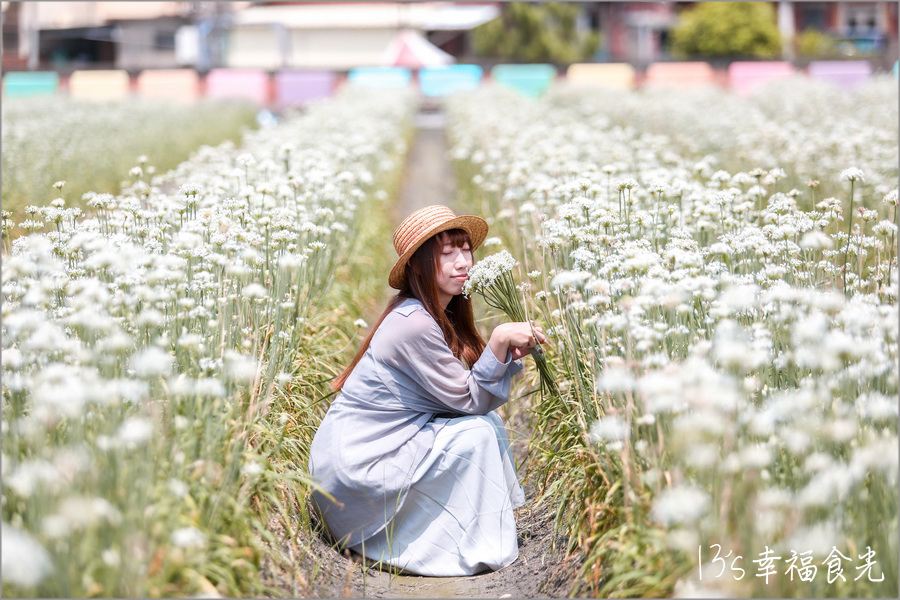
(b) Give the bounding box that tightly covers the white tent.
[380,29,454,68]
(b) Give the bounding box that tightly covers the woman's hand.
[489,321,548,362]
[506,321,548,361]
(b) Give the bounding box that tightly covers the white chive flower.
[651,486,710,526]
[1,524,54,588]
[462,250,517,296]
[170,527,206,549]
[129,347,173,378]
[839,167,864,183]
[117,418,154,448]
[589,415,627,444]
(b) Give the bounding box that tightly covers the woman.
[308,205,547,577]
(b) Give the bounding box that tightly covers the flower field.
[2,97,258,221]
[447,77,898,598]
[2,70,897,599]
[1,88,414,597]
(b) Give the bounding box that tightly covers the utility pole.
[778,1,796,61]
[21,1,39,70]
[193,1,228,71]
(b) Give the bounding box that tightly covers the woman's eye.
[443,246,470,255]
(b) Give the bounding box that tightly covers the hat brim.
[389,215,488,290]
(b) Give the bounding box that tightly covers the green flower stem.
[476,271,557,395]
[842,180,855,295]
[888,204,897,289]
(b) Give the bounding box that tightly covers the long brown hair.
[331,229,485,392]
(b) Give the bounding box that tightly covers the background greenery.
[671,1,783,59]
[472,2,600,64]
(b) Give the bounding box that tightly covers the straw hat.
[389,205,488,290]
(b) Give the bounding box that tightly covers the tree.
[794,28,838,58]
[670,2,782,59]
[472,2,600,64]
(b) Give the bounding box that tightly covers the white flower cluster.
[1,87,416,592]
[462,249,517,296]
[447,77,898,597]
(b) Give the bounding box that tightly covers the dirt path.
[284,101,580,599]
[392,108,460,223]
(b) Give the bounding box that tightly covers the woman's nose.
[455,251,471,268]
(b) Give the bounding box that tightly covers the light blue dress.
[308,297,525,575]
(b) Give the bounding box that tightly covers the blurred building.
[584,2,676,62]
[789,2,898,57]
[0,2,237,71]
[584,1,898,63]
[1,1,896,72]
[1,1,497,72]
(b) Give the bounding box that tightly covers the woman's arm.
[488,327,511,363]
[376,312,538,415]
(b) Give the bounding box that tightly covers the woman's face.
[435,232,472,308]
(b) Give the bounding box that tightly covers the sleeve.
[378,310,523,416]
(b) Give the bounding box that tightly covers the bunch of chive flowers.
[463,250,557,395]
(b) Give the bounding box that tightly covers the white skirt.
[349,411,526,576]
